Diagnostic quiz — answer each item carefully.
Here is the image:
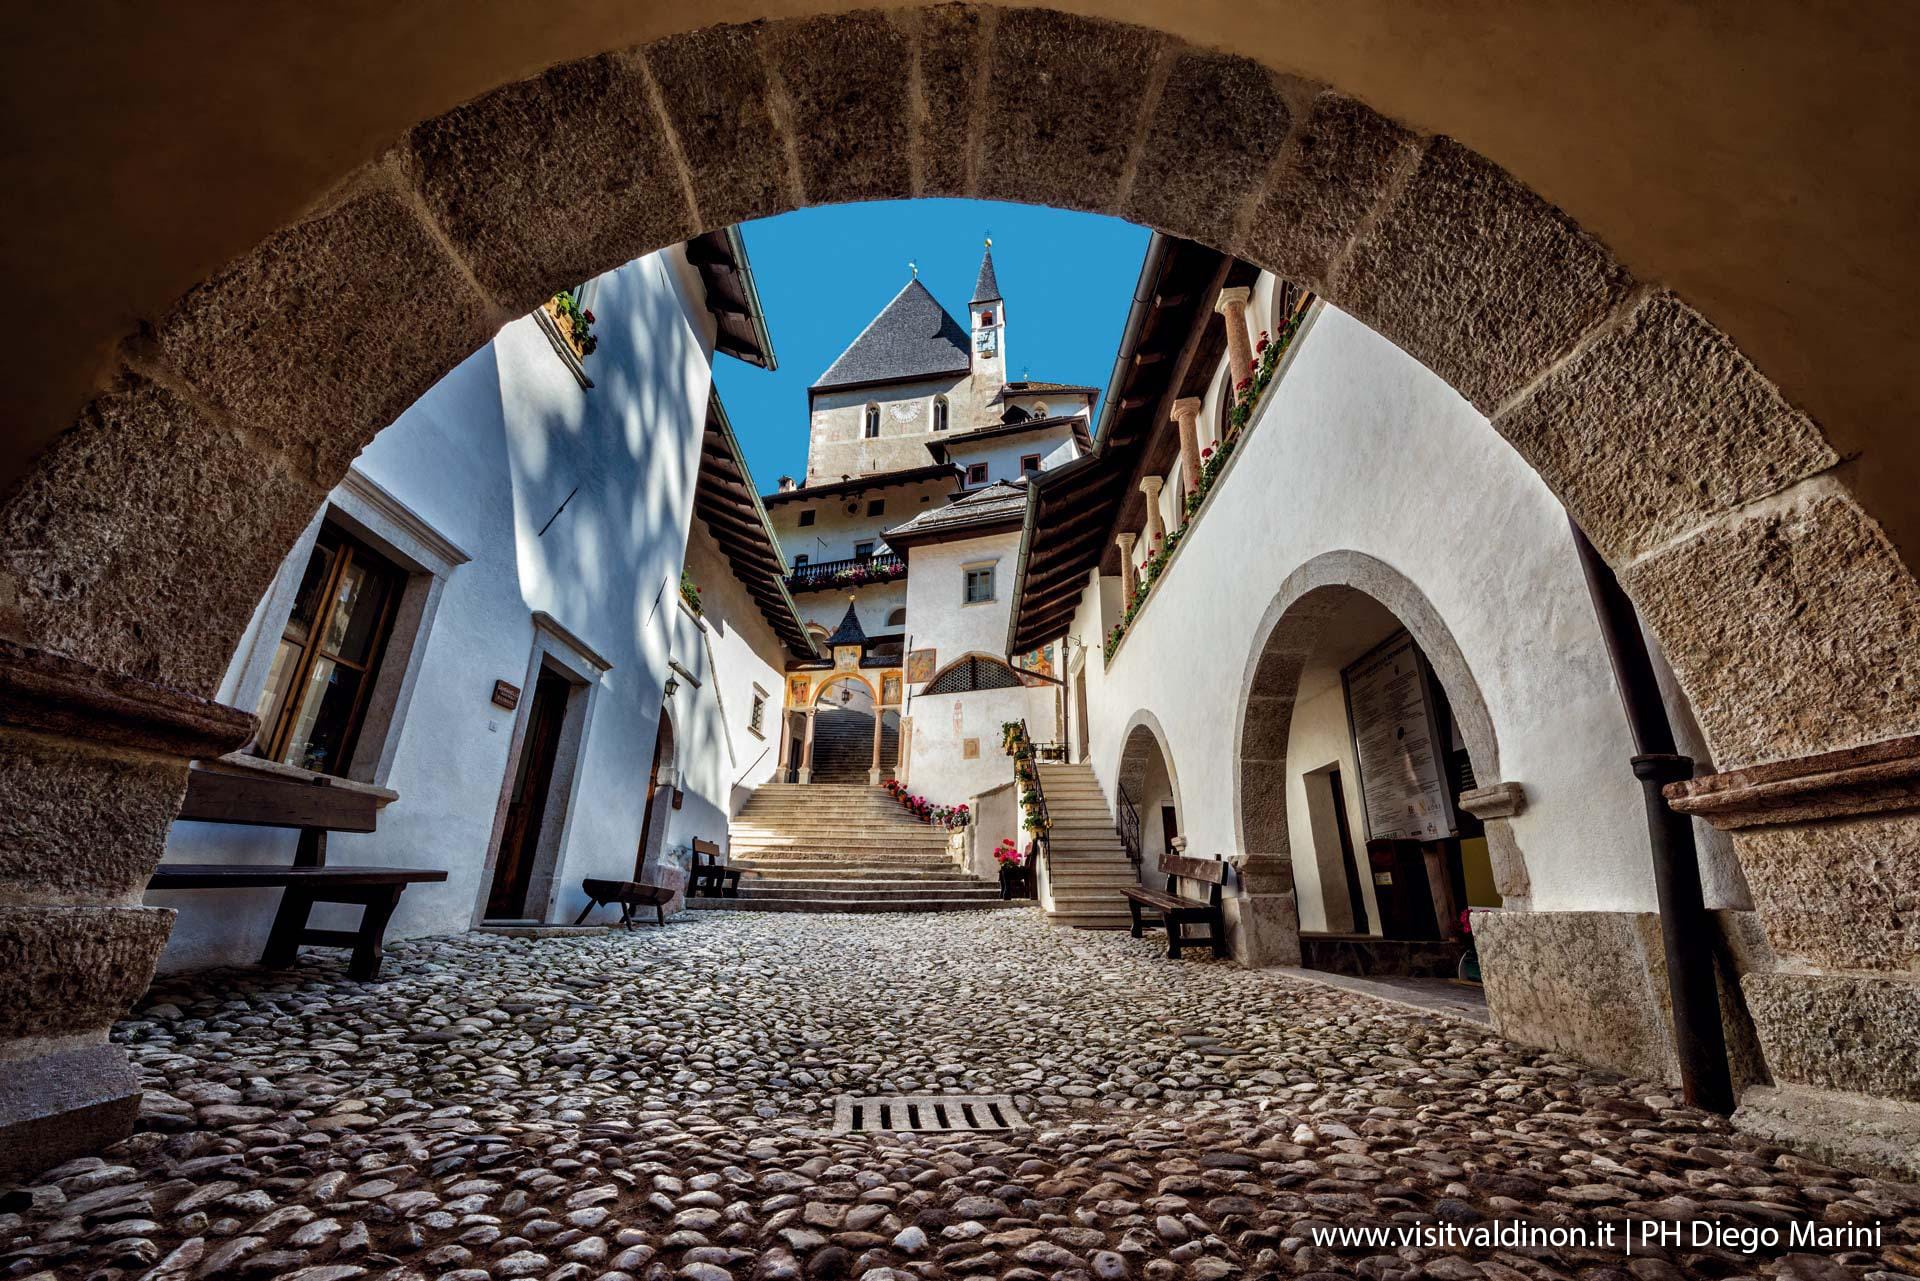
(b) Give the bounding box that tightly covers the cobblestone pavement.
[5,910,1918,1281]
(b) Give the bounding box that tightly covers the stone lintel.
[1457,780,1526,819]
[1665,732,1920,830]
[0,639,254,760]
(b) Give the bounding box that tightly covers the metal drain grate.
[833,1094,1028,1134]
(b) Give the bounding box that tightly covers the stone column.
[1139,475,1167,553]
[868,710,884,786]
[1116,532,1138,610]
[776,711,792,775]
[1172,396,1203,501]
[1215,286,1256,388]
[797,709,816,785]
[0,641,254,1178]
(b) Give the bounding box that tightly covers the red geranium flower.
[584,310,596,324]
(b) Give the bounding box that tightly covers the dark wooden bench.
[150,766,446,980]
[575,877,675,928]
[686,837,741,898]
[1121,854,1229,959]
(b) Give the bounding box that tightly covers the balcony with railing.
[786,552,906,593]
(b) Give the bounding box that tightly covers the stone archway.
[1230,551,1525,967]
[1115,708,1183,867]
[3,2,1917,1172]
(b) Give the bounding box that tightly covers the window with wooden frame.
[965,462,989,485]
[251,524,406,776]
[749,686,768,738]
[1020,453,1042,476]
[798,509,816,527]
[963,564,996,604]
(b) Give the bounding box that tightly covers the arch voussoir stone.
[153,179,499,489]
[642,25,797,230]
[1495,291,1840,563]
[1334,135,1636,413]
[409,51,696,316]
[1235,91,1422,292]
[1122,48,1297,250]
[915,4,990,198]
[0,373,327,692]
[1621,487,1920,766]
[977,8,1164,216]
[763,12,917,207]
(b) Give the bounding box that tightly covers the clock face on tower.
[975,328,999,355]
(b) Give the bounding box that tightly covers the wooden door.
[487,670,570,918]
[634,713,669,880]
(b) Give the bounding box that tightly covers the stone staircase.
[807,708,896,783]
[690,782,1002,914]
[1036,763,1139,930]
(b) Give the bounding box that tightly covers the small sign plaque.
[491,680,521,710]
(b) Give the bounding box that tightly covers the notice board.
[1342,632,1455,842]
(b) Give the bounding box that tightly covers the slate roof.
[812,279,972,391]
[882,479,1030,548]
[971,246,1003,305]
[827,599,868,647]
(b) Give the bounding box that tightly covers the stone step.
[738,877,988,891]
[734,861,962,874]
[687,897,1012,914]
[731,885,1001,902]
[731,833,952,847]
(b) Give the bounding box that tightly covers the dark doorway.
[1160,804,1178,853]
[487,669,570,919]
[1327,767,1369,934]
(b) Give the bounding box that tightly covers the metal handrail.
[1116,782,1141,868]
[787,551,906,591]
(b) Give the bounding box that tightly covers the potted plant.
[1457,908,1481,982]
[993,837,1029,899]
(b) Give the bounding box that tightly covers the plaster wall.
[1074,304,1658,918]
[807,375,986,481]
[660,520,791,868]
[1284,680,1376,933]
[769,476,951,564]
[151,247,729,968]
[901,530,1054,804]
[941,424,1081,489]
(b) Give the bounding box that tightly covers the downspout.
[1568,520,1735,1114]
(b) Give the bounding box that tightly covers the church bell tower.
[969,240,1005,381]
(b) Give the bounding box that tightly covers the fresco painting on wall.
[906,649,937,682]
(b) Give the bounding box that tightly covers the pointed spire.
[827,596,867,648]
[971,238,1002,306]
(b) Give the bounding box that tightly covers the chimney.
[777,474,796,492]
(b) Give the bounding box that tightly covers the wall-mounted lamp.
[664,675,680,698]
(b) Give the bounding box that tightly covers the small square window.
[1020,454,1042,475]
[854,541,875,560]
[867,499,886,517]
[798,509,816,527]
[794,554,809,568]
[749,687,768,738]
[965,462,989,485]
[964,565,995,604]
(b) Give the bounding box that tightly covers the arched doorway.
[634,704,678,883]
[1115,711,1182,873]
[810,674,884,784]
[1237,552,1521,978]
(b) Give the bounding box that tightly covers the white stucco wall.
[1068,302,1658,918]
[151,245,777,970]
[900,530,1054,805]
[941,423,1081,489]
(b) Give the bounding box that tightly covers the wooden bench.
[574,877,675,928]
[1121,854,1229,959]
[150,766,446,980]
[686,837,742,898]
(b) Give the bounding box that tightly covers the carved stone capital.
[1665,733,1920,830]
[1458,780,1527,820]
[1170,396,1203,422]
[1213,285,1252,315]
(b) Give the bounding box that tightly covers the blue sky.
[713,199,1150,491]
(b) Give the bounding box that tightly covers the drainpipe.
[1568,520,1734,1114]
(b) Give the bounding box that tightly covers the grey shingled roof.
[882,479,1029,547]
[971,246,1003,305]
[991,380,1097,403]
[812,279,972,391]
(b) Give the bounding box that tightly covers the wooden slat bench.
[686,837,741,898]
[150,765,446,980]
[574,877,675,928]
[1121,854,1229,959]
